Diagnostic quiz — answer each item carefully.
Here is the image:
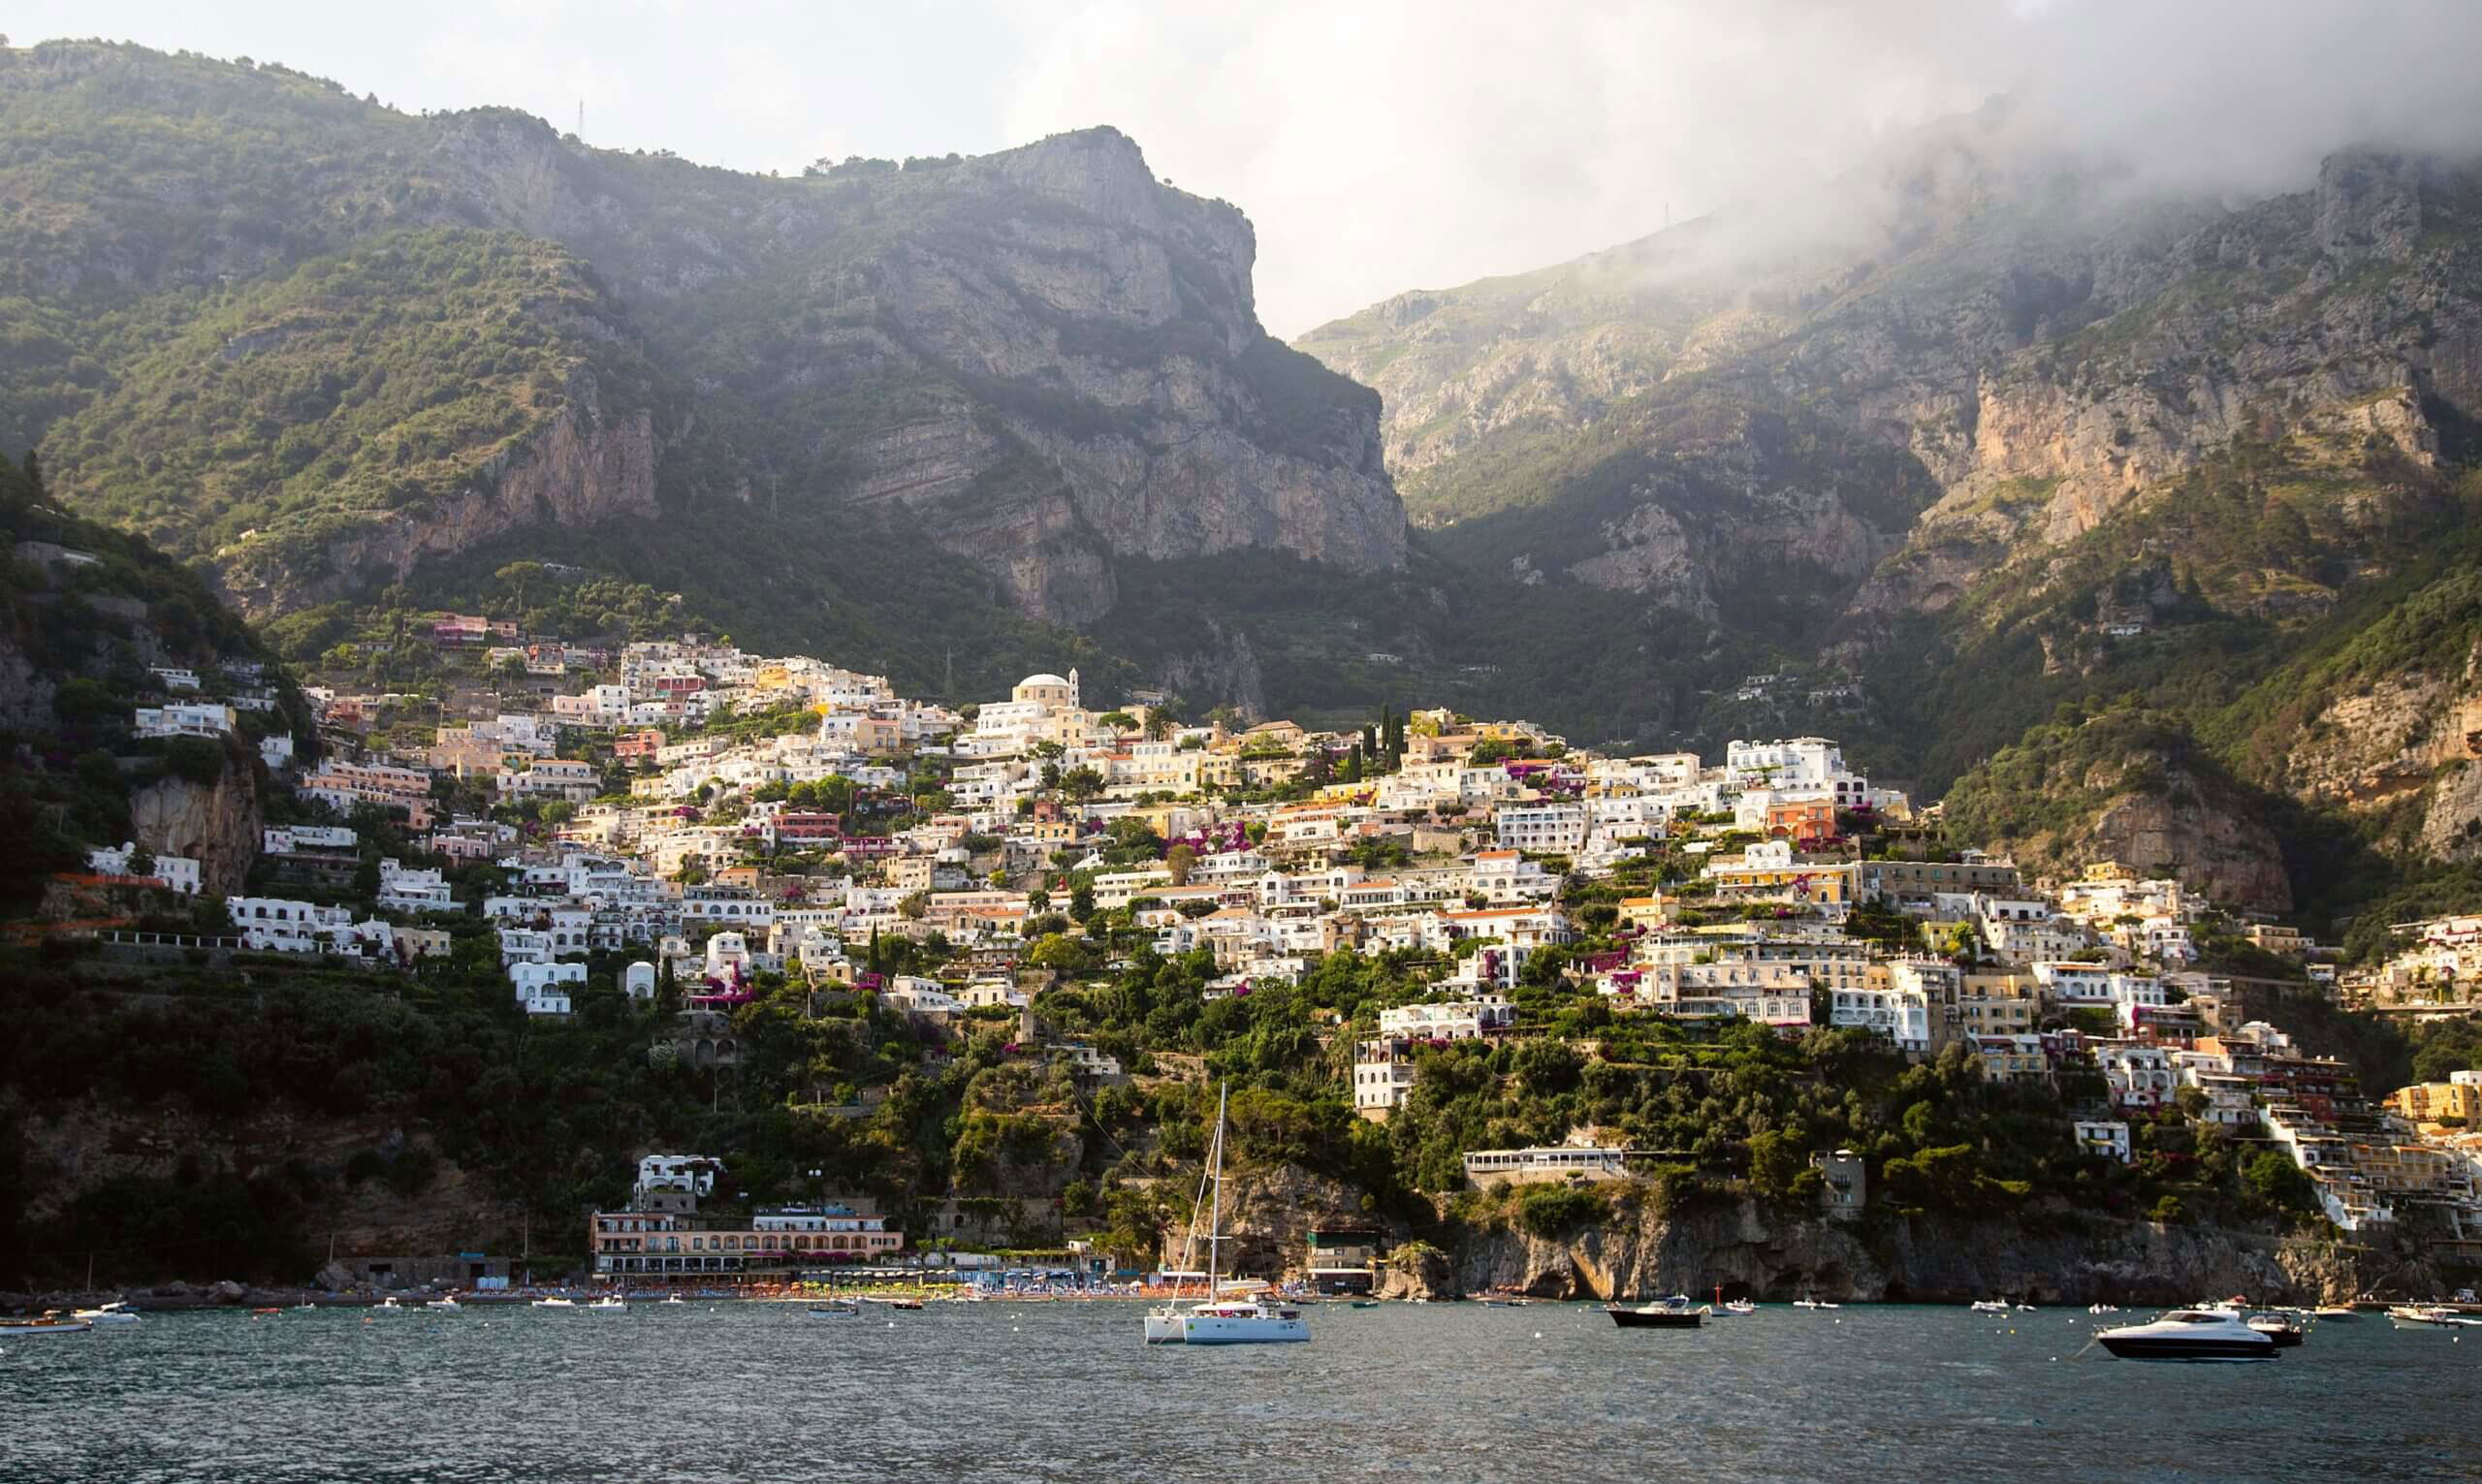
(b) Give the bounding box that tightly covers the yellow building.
[2388,1080,2482,1125]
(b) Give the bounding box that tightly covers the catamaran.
[1142,1085,1309,1346]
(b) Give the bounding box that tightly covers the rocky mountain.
[1301,104,2482,910]
[0,41,1401,636]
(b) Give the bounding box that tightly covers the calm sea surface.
[4,1301,2477,1482]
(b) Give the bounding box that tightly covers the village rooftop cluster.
[91,626,2482,1273]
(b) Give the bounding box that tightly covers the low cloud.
[1001,0,2482,335]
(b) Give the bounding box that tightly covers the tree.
[1060,766,1105,801]
[1165,844,1196,887]
[2243,1151,2318,1215]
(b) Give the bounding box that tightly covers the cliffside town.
[13,602,2478,1303]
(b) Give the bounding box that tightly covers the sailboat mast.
[1207,1084,1227,1299]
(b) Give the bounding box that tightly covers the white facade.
[86,841,203,895]
[1378,995,1515,1040]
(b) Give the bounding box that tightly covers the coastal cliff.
[125,754,263,899]
[1436,1196,2384,1307]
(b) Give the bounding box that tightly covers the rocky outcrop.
[2279,637,2482,863]
[127,752,262,897]
[215,381,659,619]
[1450,1194,2387,1306]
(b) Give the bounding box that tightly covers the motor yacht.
[2096,1309,2276,1361]
[73,1301,140,1325]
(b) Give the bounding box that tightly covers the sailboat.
[1142,1085,1310,1346]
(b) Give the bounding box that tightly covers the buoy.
[1533,1331,1543,1340]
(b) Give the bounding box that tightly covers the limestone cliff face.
[128,753,262,897]
[431,123,1404,626]
[760,128,1406,622]
[1301,125,2482,638]
[5,49,1407,632]
[1448,1196,2384,1306]
[2278,636,2482,863]
[214,378,659,619]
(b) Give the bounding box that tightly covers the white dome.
[1019,673,1070,688]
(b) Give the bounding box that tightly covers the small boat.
[808,1300,860,1317]
[2097,1309,2276,1362]
[1724,1299,1758,1316]
[1350,1300,1382,1309]
[73,1302,140,1325]
[858,1296,924,1310]
[2245,1313,2306,1347]
[252,1306,283,1316]
[425,1298,461,1311]
[663,1294,687,1307]
[0,1312,91,1337]
[531,1297,576,1309]
[2386,1305,2482,1327]
[2309,1306,2357,1321]
[1792,1296,1841,1310]
[2087,1303,2121,1314]
[585,1297,627,1311]
[377,1297,404,1310]
[1607,1295,1707,1329]
[1969,1300,2012,1314]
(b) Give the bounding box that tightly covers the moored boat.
[1723,1299,1758,1316]
[0,1311,91,1337]
[1969,1300,2012,1314]
[2385,1304,2481,1327]
[2097,1309,2276,1361]
[2245,1312,2306,1347]
[808,1300,859,1316]
[1607,1295,1707,1329]
[73,1301,140,1325]
[585,1296,627,1311]
[1145,1085,1311,1347]
[531,1297,576,1309]
[425,1298,461,1311]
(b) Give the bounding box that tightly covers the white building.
[511,960,585,1015]
[1353,1039,1419,1117]
[86,841,203,896]
[1495,804,1588,855]
[2073,1120,2133,1163]
[134,702,237,739]
[1378,995,1515,1041]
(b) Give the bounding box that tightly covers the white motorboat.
[2096,1309,2276,1361]
[73,1301,140,1325]
[2087,1303,2121,1314]
[2386,1305,2482,1327]
[1724,1299,1759,1316]
[808,1299,859,1316]
[531,1297,576,1309]
[1145,1085,1310,1346]
[377,1297,404,1310]
[1969,1300,2012,1314]
[425,1298,461,1311]
[1792,1296,1841,1310]
[663,1294,687,1307]
[586,1297,627,1311]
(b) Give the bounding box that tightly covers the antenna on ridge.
[577,99,585,139]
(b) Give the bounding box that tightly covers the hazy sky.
[16,1,2482,335]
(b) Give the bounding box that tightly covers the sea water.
[3,1302,2475,1482]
